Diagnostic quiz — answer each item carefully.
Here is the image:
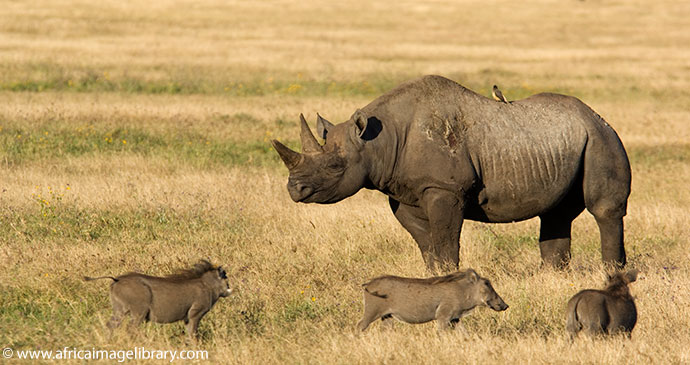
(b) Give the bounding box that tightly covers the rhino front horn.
[299,113,323,153]
[271,139,302,170]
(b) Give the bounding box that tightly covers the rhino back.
[462,94,589,221]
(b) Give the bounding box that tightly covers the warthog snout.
[488,296,509,311]
[221,287,233,297]
[475,277,509,312]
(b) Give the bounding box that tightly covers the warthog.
[566,269,638,338]
[357,269,508,332]
[85,260,232,339]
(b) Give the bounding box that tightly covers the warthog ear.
[316,113,334,140]
[466,269,479,283]
[625,269,639,283]
[218,267,228,279]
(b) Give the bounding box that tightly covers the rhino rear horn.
[316,113,334,140]
[271,139,302,170]
[299,113,322,153]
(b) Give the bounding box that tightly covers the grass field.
[1,0,689,363]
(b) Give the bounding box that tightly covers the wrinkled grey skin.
[357,269,508,332]
[566,269,638,338]
[85,260,232,340]
[272,75,631,271]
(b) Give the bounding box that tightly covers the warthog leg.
[107,298,127,329]
[185,304,209,339]
[357,294,389,332]
[380,314,395,330]
[435,303,455,331]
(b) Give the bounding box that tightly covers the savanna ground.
[1,0,689,363]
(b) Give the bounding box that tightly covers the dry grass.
[1,0,689,363]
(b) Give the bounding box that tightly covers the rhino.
[271,75,631,270]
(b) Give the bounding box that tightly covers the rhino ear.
[625,269,639,283]
[316,113,334,140]
[353,109,368,137]
[352,109,382,142]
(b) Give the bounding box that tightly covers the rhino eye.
[326,160,345,170]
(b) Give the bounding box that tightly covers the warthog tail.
[83,275,118,282]
[363,287,388,299]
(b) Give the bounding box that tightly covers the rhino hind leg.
[594,216,625,266]
[581,126,631,266]
[585,186,628,266]
[539,216,574,268]
[539,187,585,268]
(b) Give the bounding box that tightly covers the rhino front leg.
[389,198,435,266]
[390,191,464,272]
[423,188,464,272]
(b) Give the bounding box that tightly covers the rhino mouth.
[288,184,345,204]
[288,183,314,202]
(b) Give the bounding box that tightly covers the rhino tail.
[84,275,118,282]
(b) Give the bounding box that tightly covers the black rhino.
[272,75,631,270]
